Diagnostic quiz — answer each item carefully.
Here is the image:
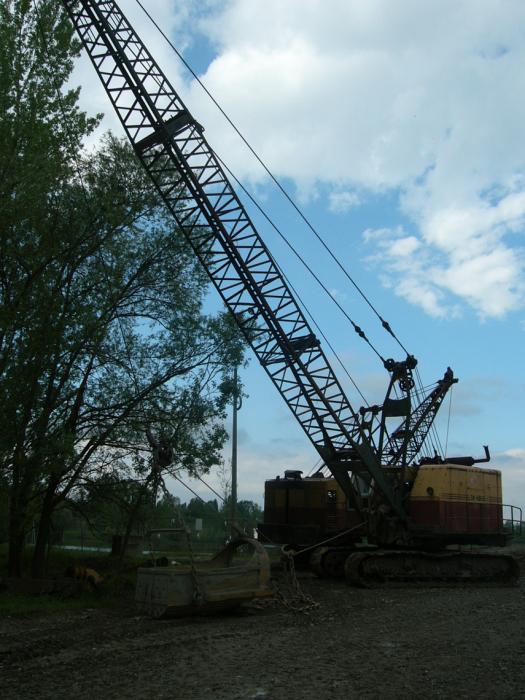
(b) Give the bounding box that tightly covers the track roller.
[345,550,520,588]
[310,547,350,578]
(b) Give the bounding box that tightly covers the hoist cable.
[113,21,388,371]
[265,251,392,440]
[444,385,454,457]
[194,473,226,503]
[282,268,371,407]
[215,151,386,365]
[131,0,419,459]
[134,0,411,356]
[218,154,395,443]
[307,458,323,477]
[173,473,206,503]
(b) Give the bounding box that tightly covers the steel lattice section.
[385,376,456,465]
[63,0,406,514]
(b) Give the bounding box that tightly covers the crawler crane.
[63,0,520,585]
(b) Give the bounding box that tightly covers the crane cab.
[259,464,513,549]
[258,470,361,546]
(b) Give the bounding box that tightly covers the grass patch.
[0,544,144,617]
[0,539,279,617]
[0,592,110,617]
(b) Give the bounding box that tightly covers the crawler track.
[344,550,520,587]
[310,546,355,578]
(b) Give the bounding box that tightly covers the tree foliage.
[0,0,245,576]
[72,484,263,545]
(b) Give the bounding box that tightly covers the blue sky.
[74,0,525,508]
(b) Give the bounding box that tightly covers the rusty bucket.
[135,536,272,618]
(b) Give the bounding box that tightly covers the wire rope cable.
[444,384,454,457]
[133,0,411,357]
[215,151,386,365]
[127,2,449,469]
[39,0,450,491]
[97,5,391,374]
[131,1,451,464]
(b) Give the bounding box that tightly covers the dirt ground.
[1,550,525,700]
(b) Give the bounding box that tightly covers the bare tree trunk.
[31,486,56,578]
[7,453,31,577]
[119,474,154,560]
[7,495,27,577]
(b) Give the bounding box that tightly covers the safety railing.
[503,504,523,537]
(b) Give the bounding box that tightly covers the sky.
[73,0,525,511]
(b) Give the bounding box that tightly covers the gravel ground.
[1,552,524,700]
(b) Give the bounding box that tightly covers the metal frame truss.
[385,370,458,466]
[63,0,406,516]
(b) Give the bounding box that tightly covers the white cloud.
[364,226,452,317]
[329,287,347,302]
[329,190,361,213]
[71,1,525,318]
[71,0,192,148]
[167,440,313,506]
[497,448,525,509]
[364,221,525,317]
[505,448,525,460]
[389,235,421,258]
[443,375,512,417]
[187,0,525,318]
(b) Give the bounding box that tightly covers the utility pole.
[230,364,241,536]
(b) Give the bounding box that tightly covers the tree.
[0,474,8,543]
[0,1,244,576]
[76,473,157,543]
[220,497,263,536]
[1,0,99,575]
